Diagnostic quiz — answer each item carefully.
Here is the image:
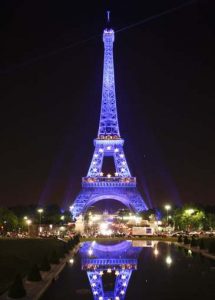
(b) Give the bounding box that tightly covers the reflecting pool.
[42,240,215,300]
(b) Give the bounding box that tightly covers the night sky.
[0,0,214,209]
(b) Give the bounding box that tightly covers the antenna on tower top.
[107,10,110,23]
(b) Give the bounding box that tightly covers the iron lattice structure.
[80,241,142,300]
[72,26,147,218]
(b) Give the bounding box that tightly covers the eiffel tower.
[71,14,147,218]
[80,241,142,300]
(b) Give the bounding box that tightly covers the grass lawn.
[0,238,65,295]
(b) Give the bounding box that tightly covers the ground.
[0,238,65,295]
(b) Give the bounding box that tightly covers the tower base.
[72,185,147,218]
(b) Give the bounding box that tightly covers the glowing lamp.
[154,248,159,256]
[166,256,172,265]
[26,219,32,225]
[165,205,171,211]
[88,248,93,256]
[115,270,119,276]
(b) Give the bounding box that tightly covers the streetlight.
[165,255,173,266]
[164,205,171,225]
[26,219,32,235]
[37,208,44,226]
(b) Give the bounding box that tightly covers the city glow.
[99,222,112,235]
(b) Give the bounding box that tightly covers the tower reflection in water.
[80,240,156,300]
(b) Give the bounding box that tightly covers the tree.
[0,208,18,232]
[50,250,60,264]
[27,264,42,282]
[40,256,51,272]
[173,207,205,231]
[8,275,26,299]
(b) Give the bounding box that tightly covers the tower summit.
[71,14,147,218]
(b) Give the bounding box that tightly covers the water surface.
[42,240,215,300]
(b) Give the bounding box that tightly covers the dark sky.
[0,0,214,209]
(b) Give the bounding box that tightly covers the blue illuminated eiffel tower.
[80,241,142,300]
[71,15,147,218]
